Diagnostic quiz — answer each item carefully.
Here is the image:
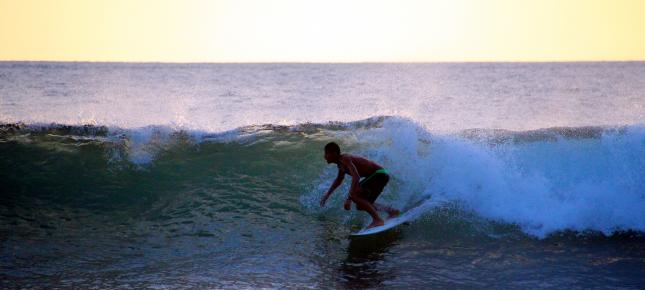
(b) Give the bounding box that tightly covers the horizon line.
[1,59,644,65]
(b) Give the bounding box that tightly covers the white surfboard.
[349,201,434,237]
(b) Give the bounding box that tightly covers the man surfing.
[319,142,400,228]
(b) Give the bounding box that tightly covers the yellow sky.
[1,0,644,62]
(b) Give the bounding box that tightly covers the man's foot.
[387,209,401,220]
[367,219,385,229]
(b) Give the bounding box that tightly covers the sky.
[0,0,644,62]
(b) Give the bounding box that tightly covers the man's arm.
[339,157,362,210]
[340,156,361,199]
[320,168,345,206]
[341,156,361,199]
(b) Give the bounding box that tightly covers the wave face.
[2,117,644,239]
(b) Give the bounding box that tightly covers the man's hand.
[344,199,352,210]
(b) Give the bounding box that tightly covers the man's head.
[324,142,341,164]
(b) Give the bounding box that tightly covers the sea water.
[1,62,644,288]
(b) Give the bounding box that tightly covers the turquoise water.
[1,62,644,288]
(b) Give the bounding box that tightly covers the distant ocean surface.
[1,62,644,288]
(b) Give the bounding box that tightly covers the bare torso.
[338,154,383,177]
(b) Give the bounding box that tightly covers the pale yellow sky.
[1,0,644,62]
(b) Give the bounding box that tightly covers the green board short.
[358,168,390,203]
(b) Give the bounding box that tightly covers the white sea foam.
[346,118,645,237]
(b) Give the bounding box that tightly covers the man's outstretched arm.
[320,169,345,206]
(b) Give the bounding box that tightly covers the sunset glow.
[1,0,644,62]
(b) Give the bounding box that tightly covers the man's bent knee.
[349,192,362,202]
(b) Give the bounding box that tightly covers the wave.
[1,116,644,238]
[341,118,645,238]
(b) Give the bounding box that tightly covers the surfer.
[319,142,400,228]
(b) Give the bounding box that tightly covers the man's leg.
[350,193,384,228]
[374,203,400,219]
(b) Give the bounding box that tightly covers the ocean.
[1,61,644,288]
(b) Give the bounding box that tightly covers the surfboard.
[350,214,409,236]
[350,202,430,237]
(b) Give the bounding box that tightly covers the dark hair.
[324,142,341,154]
